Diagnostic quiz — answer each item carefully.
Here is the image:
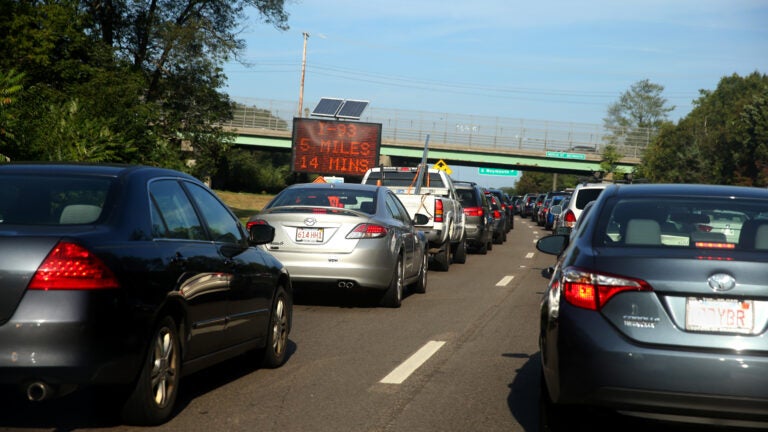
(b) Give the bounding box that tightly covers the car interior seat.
[739,219,768,250]
[624,219,662,245]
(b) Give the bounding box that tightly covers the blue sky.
[222,0,768,187]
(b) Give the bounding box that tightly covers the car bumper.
[0,291,144,393]
[266,242,398,290]
[543,305,768,424]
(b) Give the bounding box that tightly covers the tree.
[0,0,290,189]
[639,72,768,185]
[604,79,675,149]
[0,68,23,160]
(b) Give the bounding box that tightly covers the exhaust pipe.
[337,280,355,289]
[26,381,55,402]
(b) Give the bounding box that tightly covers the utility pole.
[298,32,309,117]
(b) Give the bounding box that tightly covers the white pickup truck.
[361,166,466,271]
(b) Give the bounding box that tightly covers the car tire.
[452,239,467,264]
[487,238,493,251]
[493,232,503,245]
[121,316,181,426]
[476,239,488,255]
[412,249,428,294]
[431,244,451,271]
[381,255,404,307]
[257,285,291,369]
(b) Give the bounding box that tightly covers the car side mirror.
[536,234,569,255]
[246,220,275,245]
[413,213,430,226]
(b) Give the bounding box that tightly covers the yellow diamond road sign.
[433,159,452,175]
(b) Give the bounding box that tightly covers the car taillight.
[561,267,650,311]
[28,241,119,290]
[464,206,484,217]
[434,199,444,223]
[563,209,577,227]
[493,210,501,219]
[346,223,388,239]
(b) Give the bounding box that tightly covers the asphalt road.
[0,217,712,432]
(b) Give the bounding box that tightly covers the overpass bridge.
[224,98,646,176]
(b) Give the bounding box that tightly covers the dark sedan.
[0,163,292,425]
[536,183,768,430]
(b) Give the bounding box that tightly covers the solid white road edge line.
[496,275,514,286]
[380,340,446,384]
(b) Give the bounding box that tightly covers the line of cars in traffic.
[0,162,516,425]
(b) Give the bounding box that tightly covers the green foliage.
[513,171,579,195]
[604,79,674,149]
[0,0,290,192]
[640,72,768,186]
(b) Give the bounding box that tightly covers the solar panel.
[336,100,369,119]
[311,98,344,117]
[310,98,369,119]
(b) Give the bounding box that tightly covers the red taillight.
[434,199,444,223]
[493,210,501,219]
[346,223,388,239]
[563,209,577,227]
[28,241,119,290]
[561,267,650,310]
[463,206,484,217]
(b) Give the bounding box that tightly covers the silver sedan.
[248,183,428,307]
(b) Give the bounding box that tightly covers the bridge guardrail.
[223,98,649,160]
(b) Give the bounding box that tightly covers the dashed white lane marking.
[380,340,446,384]
[525,252,535,259]
[496,275,514,286]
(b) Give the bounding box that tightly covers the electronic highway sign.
[292,117,381,177]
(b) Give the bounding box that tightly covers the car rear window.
[575,188,604,209]
[599,197,768,250]
[267,188,377,212]
[364,171,446,188]
[0,174,111,225]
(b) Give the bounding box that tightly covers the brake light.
[463,206,484,217]
[28,241,119,290]
[346,224,387,239]
[434,199,444,223]
[493,210,501,219]
[563,209,577,227]
[561,267,651,310]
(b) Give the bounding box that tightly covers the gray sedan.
[248,183,428,307]
[536,183,768,430]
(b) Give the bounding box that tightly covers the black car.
[485,191,507,244]
[536,183,768,430]
[0,163,292,425]
[486,188,514,231]
[455,181,494,254]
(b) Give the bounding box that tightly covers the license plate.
[685,297,754,334]
[296,227,323,242]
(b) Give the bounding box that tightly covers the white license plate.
[296,227,324,242]
[685,297,754,333]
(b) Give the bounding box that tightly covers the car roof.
[286,182,382,191]
[0,162,197,181]
[604,183,768,199]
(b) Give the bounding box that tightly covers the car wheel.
[487,238,493,251]
[452,239,467,264]
[412,249,428,294]
[476,239,488,255]
[381,255,404,307]
[257,285,291,368]
[493,232,503,245]
[502,230,507,243]
[431,244,451,271]
[121,316,180,426]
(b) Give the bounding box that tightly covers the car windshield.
[598,197,768,249]
[267,188,377,212]
[0,174,111,225]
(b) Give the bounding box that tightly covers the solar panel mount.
[310,98,369,120]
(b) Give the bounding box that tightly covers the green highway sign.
[478,167,520,177]
[546,151,586,160]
